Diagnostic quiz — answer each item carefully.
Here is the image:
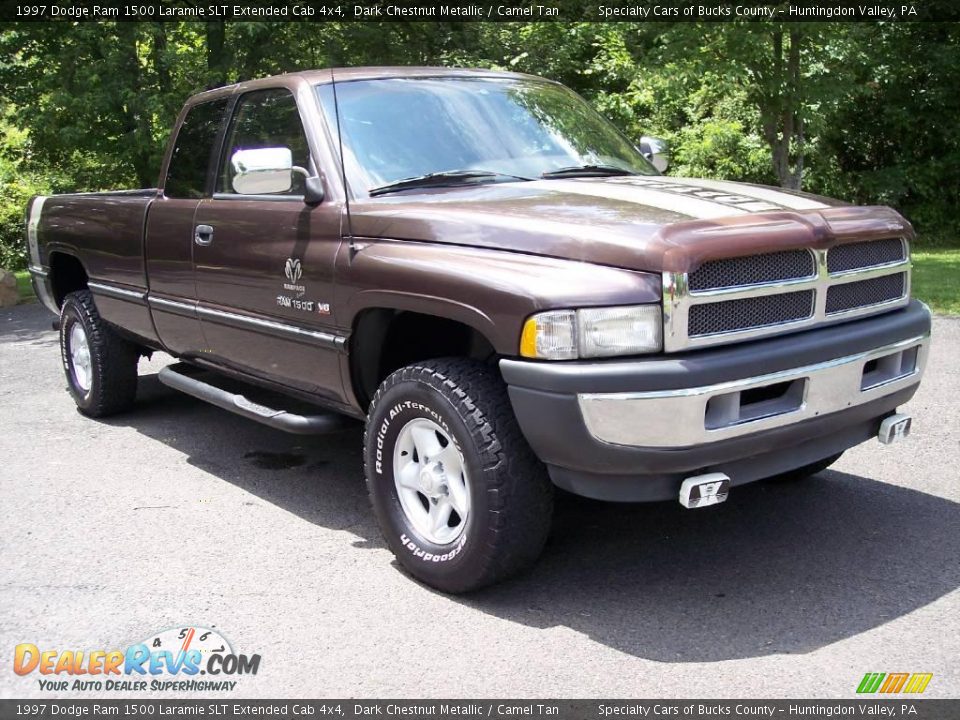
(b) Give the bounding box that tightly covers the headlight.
[520,305,662,360]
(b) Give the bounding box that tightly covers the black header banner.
[4,0,960,22]
[2,700,960,719]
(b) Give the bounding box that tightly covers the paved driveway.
[1,302,957,698]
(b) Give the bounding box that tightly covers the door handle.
[194,224,214,246]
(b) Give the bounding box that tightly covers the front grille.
[689,290,815,337]
[663,236,912,351]
[825,272,906,315]
[689,249,816,291]
[827,238,906,274]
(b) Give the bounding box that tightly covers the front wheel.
[363,358,553,593]
[60,289,139,417]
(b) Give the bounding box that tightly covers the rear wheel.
[767,452,843,482]
[363,358,553,593]
[60,290,139,417]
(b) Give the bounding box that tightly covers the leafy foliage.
[0,20,957,270]
[0,109,54,270]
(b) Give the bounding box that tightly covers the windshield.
[318,77,658,195]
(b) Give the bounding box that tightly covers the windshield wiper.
[541,164,638,179]
[369,170,533,197]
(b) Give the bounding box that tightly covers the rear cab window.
[164,98,230,199]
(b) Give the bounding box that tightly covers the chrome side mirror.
[639,136,670,173]
[231,147,294,195]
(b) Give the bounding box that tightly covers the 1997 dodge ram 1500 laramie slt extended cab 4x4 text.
[26,67,930,592]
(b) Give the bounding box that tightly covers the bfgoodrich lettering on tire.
[363,358,553,593]
[59,289,139,417]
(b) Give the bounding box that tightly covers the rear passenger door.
[192,88,344,398]
[146,97,230,357]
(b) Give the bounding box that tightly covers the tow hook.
[878,413,912,444]
[679,473,731,509]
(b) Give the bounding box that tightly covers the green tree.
[0,18,957,267]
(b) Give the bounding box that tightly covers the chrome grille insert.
[689,291,814,337]
[689,249,816,292]
[662,237,911,351]
[827,238,906,274]
[826,272,906,315]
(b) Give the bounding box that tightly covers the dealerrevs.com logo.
[13,626,260,692]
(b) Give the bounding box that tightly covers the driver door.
[192,87,344,398]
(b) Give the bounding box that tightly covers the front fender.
[335,240,661,354]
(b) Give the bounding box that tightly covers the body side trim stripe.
[195,305,346,350]
[148,295,198,319]
[147,294,345,350]
[26,196,47,267]
[89,281,147,303]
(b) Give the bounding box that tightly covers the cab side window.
[165,98,229,199]
[218,89,311,196]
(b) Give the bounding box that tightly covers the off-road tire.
[364,358,553,593]
[60,289,139,417]
[767,452,844,482]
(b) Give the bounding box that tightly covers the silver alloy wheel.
[69,323,92,394]
[393,417,470,546]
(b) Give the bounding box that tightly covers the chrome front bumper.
[578,333,930,448]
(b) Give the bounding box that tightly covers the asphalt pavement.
[1,301,957,698]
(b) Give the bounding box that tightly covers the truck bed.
[28,188,160,343]
[30,189,158,291]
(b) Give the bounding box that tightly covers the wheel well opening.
[351,309,496,410]
[49,253,89,308]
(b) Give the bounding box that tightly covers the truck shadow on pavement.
[470,478,960,662]
[113,373,960,664]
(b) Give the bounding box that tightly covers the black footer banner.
[1,700,958,720]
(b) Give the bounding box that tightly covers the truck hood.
[347,176,912,274]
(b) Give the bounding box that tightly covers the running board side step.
[158,364,350,435]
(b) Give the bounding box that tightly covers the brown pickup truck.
[26,67,930,592]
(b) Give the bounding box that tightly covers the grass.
[912,247,960,316]
[14,269,36,303]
